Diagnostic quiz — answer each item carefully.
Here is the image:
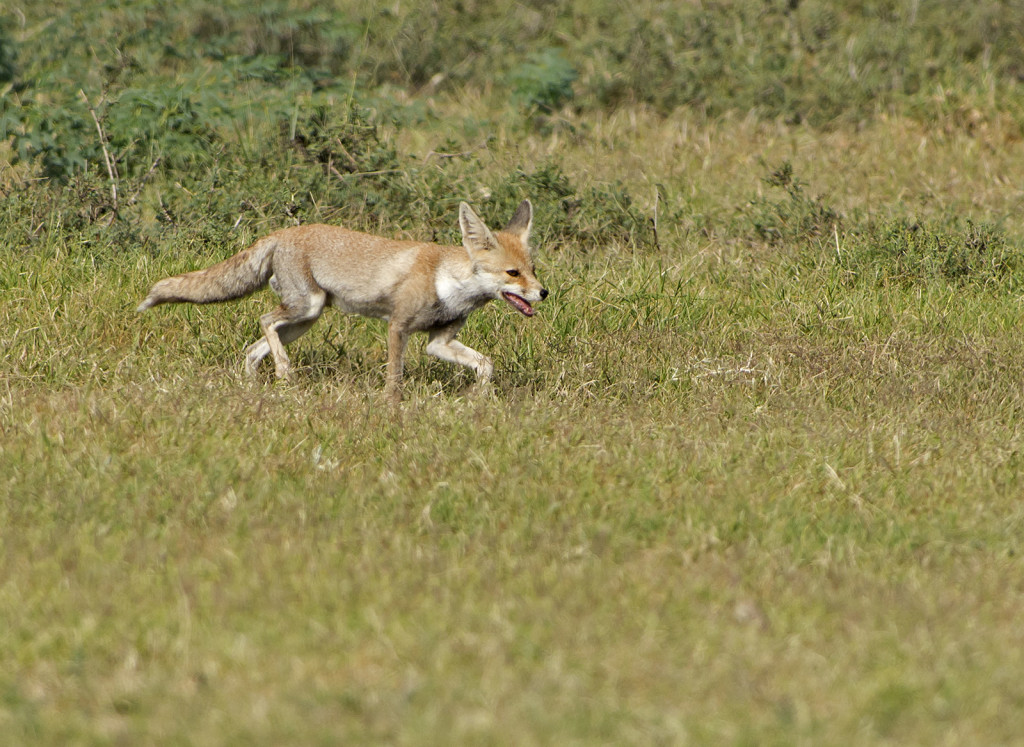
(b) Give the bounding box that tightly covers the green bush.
[6,0,1024,191]
[843,218,1021,286]
[739,162,1023,288]
[742,161,841,247]
[0,23,16,84]
[509,48,578,114]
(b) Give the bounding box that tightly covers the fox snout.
[501,282,548,317]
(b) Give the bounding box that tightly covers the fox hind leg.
[244,318,319,376]
[255,289,326,379]
[244,338,271,376]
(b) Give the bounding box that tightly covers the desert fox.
[137,200,547,402]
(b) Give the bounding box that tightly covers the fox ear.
[504,199,533,242]
[459,202,497,254]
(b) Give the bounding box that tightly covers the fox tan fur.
[137,200,547,402]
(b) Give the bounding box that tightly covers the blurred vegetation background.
[3,0,1023,255]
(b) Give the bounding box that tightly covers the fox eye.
[506,269,520,277]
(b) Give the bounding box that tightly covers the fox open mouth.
[502,291,535,317]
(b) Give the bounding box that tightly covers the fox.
[137,199,548,402]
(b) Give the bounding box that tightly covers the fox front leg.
[426,323,494,383]
[385,321,411,404]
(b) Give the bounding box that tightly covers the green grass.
[5,1,1024,743]
[6,229,1024,743]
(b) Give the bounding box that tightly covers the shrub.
[843,218,1021,286]
[743,161,841,247]
[509,48,578,114]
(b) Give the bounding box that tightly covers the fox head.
[459,200,549,317]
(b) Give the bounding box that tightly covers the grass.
[6,1,1024,743]
[6,220,1024,743]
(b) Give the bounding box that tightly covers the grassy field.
[5,1,1024,743]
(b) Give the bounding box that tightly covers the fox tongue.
[502,291,535,317]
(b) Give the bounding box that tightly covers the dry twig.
[78,89,119,221]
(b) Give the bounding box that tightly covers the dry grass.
[407,101,1024,237]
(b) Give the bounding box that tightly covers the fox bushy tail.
[137,237,277,312]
